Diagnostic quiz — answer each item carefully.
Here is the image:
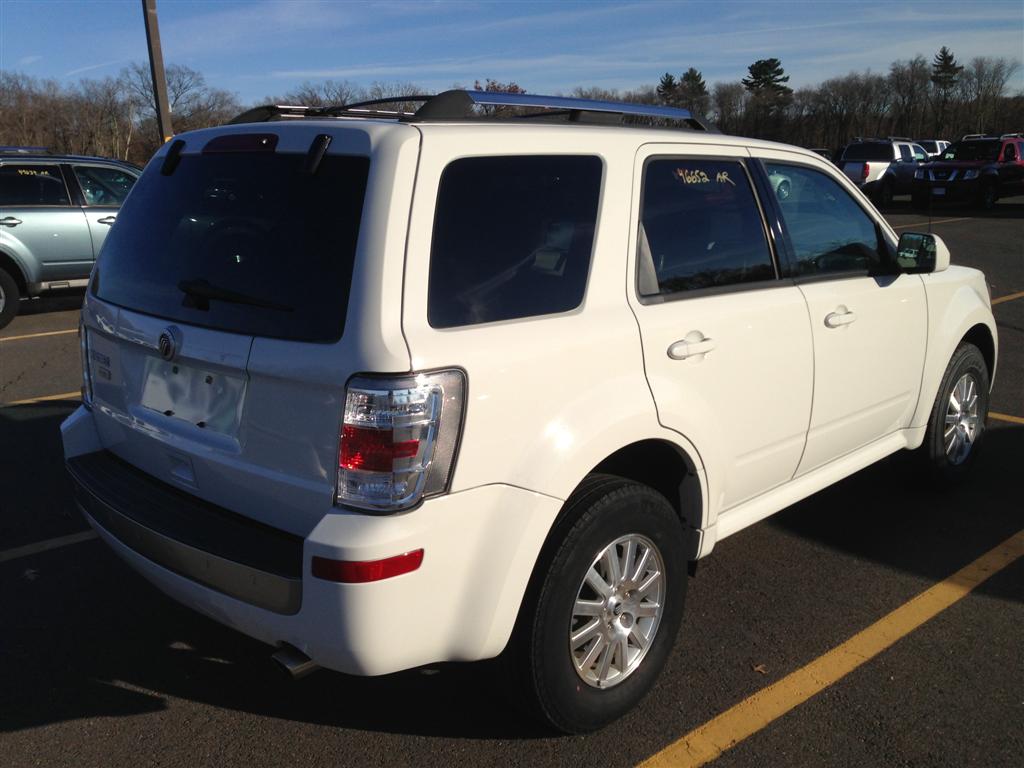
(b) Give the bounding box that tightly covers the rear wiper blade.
[178,279,293,312]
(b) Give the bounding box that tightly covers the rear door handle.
[0,216,22,227]
[668,337,716,360]
[824,310,857,328]
[97,216,117,225]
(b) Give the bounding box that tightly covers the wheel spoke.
[578,635,605,671]
[618,637,630,671]
[571,618,602,649]
[630,625,649,651]
[631,547,651,584]
[574,598,604,617]
[604,546,621,588]
[635,602,660,618]
[637,570,661,598]
[622,539,636,588]
[597,640,614,682]
[585,565,613,598]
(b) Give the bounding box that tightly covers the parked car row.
[0,147,140,328]
[829,133,1023,209]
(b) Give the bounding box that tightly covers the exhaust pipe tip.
[272,643,319,679]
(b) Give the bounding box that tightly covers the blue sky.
[1,0,1021,104]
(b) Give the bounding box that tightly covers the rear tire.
[978,180,997,210]
[507,475,687,733]
[0,269,20,330]
[920,342,990,480]
[878,179,895,208]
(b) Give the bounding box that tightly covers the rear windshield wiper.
[178,279,293,312]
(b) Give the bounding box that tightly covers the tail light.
[336,370,465,512]
[79,321,93,408]
[861,162,870,181]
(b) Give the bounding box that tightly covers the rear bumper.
[61,406,562,676]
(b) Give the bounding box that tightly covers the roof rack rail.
[412,90,710,130]
[960,133,989,141]
[0,145,50,155]
[887,136,913,142]
[1000,132,1023,139]
[228,90,712,131]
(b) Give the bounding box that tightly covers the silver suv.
[0,148,140,328]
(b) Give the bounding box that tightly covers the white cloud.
[17,54,42,67]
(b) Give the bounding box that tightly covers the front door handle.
[824,309,857,328]
[97,216,117,225]
[0,216,22,227]
[668,337,716,360]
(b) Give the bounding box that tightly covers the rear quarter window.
[427,155,602,328]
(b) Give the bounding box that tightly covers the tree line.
[0,47,1020,166]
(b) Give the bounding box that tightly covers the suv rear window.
[94,151,369,342]
[842,144,892,161]
[427,155,602,328]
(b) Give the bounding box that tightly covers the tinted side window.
[0,164,70,206]
[638,159,774,296]
[74,165,138,206]
[766,162,885,276]
[428,156,601,328]
[899,144,913,161]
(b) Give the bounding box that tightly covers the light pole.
[141,0,173,143]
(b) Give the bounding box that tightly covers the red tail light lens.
[339,425,419,472]
[336,370,465,512]
[861,162,870,181]
[312,549,424,583]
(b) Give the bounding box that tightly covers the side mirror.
[896,232,950,273]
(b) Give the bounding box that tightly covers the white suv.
[62,91,997,733]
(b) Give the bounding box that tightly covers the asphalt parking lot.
[1,200,1021,768]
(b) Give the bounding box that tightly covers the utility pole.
[141,0,174,143]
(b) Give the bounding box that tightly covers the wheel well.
[0,250,28,294]
[590,440,702,529]
[962,323,995,381]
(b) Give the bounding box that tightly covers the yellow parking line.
[990,411,1024,425]
[1,391,80,407]
[0,530,98,564]
[0,328,77,343]
[992,291,1024,306]
[638,529,1024,768]
[891,217,972,229]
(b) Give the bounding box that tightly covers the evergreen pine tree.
[656,73,678,105]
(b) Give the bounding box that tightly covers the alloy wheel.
[944,373,980,465]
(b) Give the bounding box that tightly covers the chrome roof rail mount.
[229,90,713,132]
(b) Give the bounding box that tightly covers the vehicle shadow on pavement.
[766,423,1024,606]
[0,405,548,740]
[17,289,86,317]
[1,407,1019,738]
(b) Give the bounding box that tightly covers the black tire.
[0,268,20,330]
[920,342,990,480]
[878,179,895,208]
[911,193,929,211]
[507,474,687,733]
[978,180,997,211]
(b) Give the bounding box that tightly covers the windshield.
[941,141,999,162]
[93,150,369,342]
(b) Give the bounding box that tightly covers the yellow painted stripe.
[992,290,1024,306]
[1,391,80,407]
[0,328,77,342]
[638,530,1024,768]
[891,217,972,229]
[990,411,1024,425]
[0,530,98,564]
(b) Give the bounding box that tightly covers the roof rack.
[1000,132,1023,139]
[960,133,990,141]
[0,146,50,155]
[228,90,712,131]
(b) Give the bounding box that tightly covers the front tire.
[0,268,21,330]
[921,342,990,479]
[978,180,997,210]
[509,475,687,733]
